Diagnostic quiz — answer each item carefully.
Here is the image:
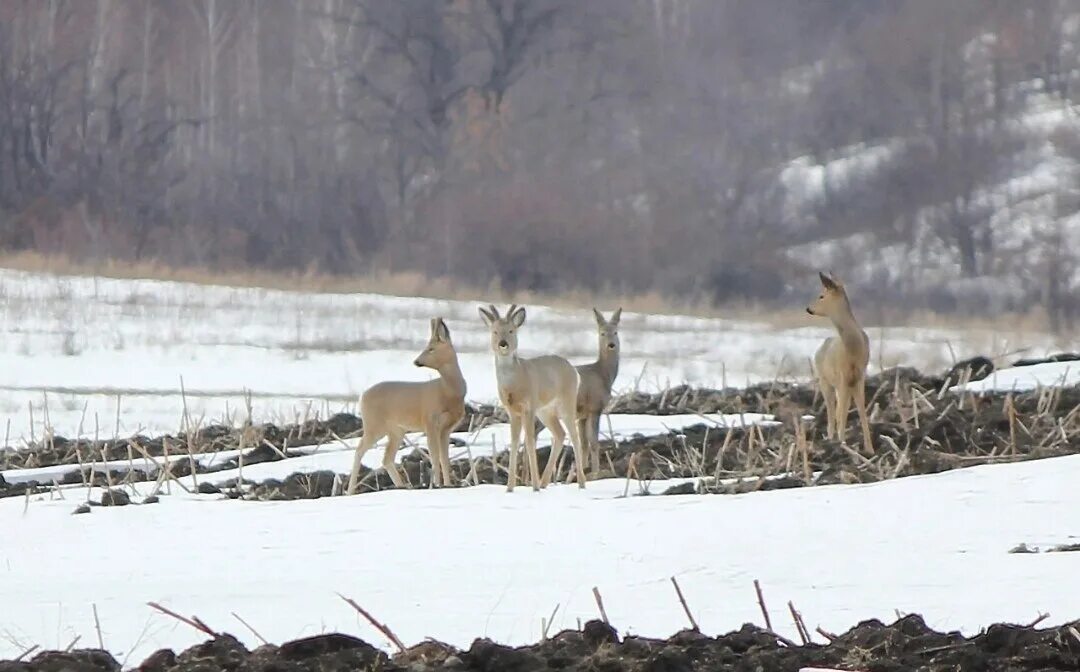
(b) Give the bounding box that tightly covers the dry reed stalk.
[132,440,192,494]
[14,644,39,662]
[160,436,171,494]
[787,601,810,644]
[147,602,218,636]
[541,604,560,641]
[794,416,811,483]
[753,579,773,631]
[815,626,837,641]
[592,587,610,625]
[752,580,799,648]
[1006,394,1018,456]
[337,593,406,653]
[712,428,735,480]
[93,603,105,649]
[2,418,10,470]
[670,577,699,631]
[231,612,269,645]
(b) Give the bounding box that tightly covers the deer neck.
[437,357,467,400]
[829,304,865,355]
[597,347,620,388]
[494,352,522,385]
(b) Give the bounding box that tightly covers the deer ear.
[610,307,622,326]
[819,272,840,291]
[436,318,451,343]
[511,306,526,328]
[478,306,495,325]
[593,308,605,327]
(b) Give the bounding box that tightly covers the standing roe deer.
[576,308,622,474]
[806,272,874,455]
[478,304,587,491]
[346,318,466,494]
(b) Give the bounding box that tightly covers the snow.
[3,452,1079,665]
[0,268,1055,445]
[956,361,1080,394]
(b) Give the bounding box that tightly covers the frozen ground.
[2,448,1078,665]
[0,269,1066,444]
[0,412,782,487]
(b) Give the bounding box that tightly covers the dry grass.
[0,250,1064,337]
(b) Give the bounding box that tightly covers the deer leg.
[347,428,382,494]
[853,379,873,455]
[589,413,602,474]
[507,412,522,492]
[563,400,587,488]
[538,407,565,487]
[819,378,836,440]
[438,424,454,486]
[382,429,407,488]
[425,420,442,488]
[835,384,851,445]
[523,408,542,491]
[576,416,590,476]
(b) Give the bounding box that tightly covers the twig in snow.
[815,626,837,641]
[592,586,610,625]
[146,602,219,637]
[787,600,809,645]
[1023,612,1050,628]
[93,603,105,649]
[541,603,560,641]
[231,612,269,646]
[670,577,698,631]
[14,644,38,662]
[337,593,406,653]
[753,579,773,631]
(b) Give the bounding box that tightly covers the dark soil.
[4,615,1080,672]
[3,359,1078,501]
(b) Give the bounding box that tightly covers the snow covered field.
[1,269,1078,666]
[0,269,1066,444]
[3,448,1079,664]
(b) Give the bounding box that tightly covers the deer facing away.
[576,308,621,474]
[806,272,874,455]
[346,318,466,494]
[479,304,587,491]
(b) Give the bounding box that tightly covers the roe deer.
[576,307,622,474]
[346,318,466,494]
[478,304,586,491]
[806,272,874,455]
